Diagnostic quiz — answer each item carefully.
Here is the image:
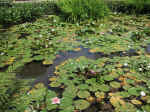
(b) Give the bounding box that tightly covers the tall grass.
[57,0,110,22]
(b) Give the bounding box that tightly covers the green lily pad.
[142,105,150,112]
[128,87,139,96]
[110,81,121,88]
[77,91,90,98]
[78,84,89,90]
[43,60,53,65]
[95,92,105,98]
[103,75,114,81]
[74,100,90,110]
[33,55,44,61]
[99,84,110,92]
[126,79,135,84]
[123,85,132,90]
[49,81,61,87]
[119,92,130,98]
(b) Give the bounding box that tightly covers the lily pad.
[95,92,105,99]
[142,105,150,112]
[77,91,90,98]
[74,100,90,110]
[99,84,110,92]
[49,81,61,87]
[43,60,53,65]
[128,87,139,96]
[131,100,142,105]
[110,81,121,88]
[103,75,114,81]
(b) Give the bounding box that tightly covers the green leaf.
[99,84,110,92]
[49,81,61,87]
[33,55,44,61]
[43,59,53,65]
[78,84,89,90]
[110,81,121,89]
[128,87,139,96]
[103,75,114,81]
[142,105,150,112]
[74,100,90,110]
[77,90,90,98]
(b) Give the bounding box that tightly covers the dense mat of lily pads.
[0,13,150,112]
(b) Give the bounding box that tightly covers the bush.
[0,1,57,25]
[125,0,150,14]
[57,0,110,22]
[107,0,150,14]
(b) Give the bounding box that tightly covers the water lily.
[140,91,146,97]
[90,70,96,75]
[124,63,128,66]
[139,68,142,71]
[39,35,43,38]
[147,65,150,69]
[51,97,60,104]
[1,52,4,55]
[100,32,105,35]
[51,29,55,32]
[53,19,57,22]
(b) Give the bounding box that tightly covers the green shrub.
[107,0,150,14]
[57,0,110,22]
[0,1,56,25]
[125,0,150,14]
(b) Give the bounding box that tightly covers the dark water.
[16,61,49,79]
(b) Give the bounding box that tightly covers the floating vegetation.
[0,14,150,112]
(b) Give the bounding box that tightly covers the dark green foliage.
[0,1,56,25]
[107,0,150,14]
[57,0,110,22]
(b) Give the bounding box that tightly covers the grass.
[0,11,150,112]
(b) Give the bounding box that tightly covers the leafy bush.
[57,0,110,22]
[107,0,150,14]
[0,1,57,25]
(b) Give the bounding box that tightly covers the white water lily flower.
[147,65,150,69]
[128,45,131,48]
[139,68,142,71]
[124,63,128,66]
[114,12,117,15]
[109,29,113,33]
[140,91,146,96]
[53,19,57,22]
[33,110,37,112]
[51,29,55,32]
[39,35,42,38]
[1,52,4,55]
